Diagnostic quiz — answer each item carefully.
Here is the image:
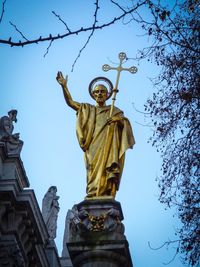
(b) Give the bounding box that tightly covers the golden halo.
[88,77,113,100]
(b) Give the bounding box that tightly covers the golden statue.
[56,53,137,199]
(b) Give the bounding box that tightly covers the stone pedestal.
[65,199,133,267]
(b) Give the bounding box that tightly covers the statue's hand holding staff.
[106,115,124,126]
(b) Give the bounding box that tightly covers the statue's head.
[48,186,57,193]
[89,77,113,105]
[92,84,108,106]
[8,109,18,122]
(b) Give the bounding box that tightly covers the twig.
[71,0,99,72]
[44,39,53,57]
[9,21,29,41]
[134,121,153,128]
[148,239,181,250]
[110,0,126,12]
[132,102,151,115]
[163,248,179,265]
[52,11,71,32]
[0,0,7,23]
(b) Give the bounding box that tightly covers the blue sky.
[0,1,190,266]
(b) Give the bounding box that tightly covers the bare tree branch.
[71,0,100,72]
[44,39,53,57]
[0,1,146,47]
[9,21,29,41]
[0,0,7,23]
[110,0,126,12]
[52,11,71,32]
[148,239,181,250]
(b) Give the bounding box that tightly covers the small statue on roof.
[0,109,23,156]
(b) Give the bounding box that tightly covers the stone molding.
[0,143,29,189]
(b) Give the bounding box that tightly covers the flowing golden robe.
[76,103,135,198]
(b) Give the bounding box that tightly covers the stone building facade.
[0,143,61,267]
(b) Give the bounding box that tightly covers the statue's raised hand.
[56,71,68,87]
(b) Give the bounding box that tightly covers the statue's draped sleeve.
[119,117,135,158]
[76,103,96,152]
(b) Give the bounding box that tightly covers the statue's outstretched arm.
[56,71,80,111]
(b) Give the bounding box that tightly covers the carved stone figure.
[65,204,124,235]
[56,72,135,199]
[62,208,76,255]
[42,186,60,240]
[62,205,84,248]
[0,110,23,156]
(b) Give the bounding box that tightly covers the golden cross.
[102,52,138,117]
